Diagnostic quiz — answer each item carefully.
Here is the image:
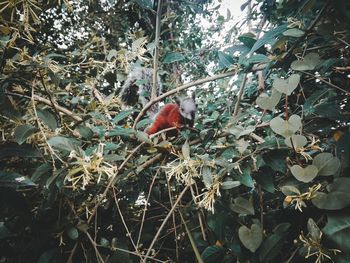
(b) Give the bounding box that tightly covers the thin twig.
[6,92,83,122]
[31,89,65,169]
[166,175,180,261]
[142,185,189,262]
[87,143,145,224]
[152,0,162,100]
[86,231,105,263]
[149,126,178,138]
[258,185,264,230]
[67,242,78,263]
[283,0,330,60]
[299,70,350,95]
[38,70,62,124]
[112,187,142,259]
[233,73,248,117]
[136,164,162,247]
[138,153,163,171]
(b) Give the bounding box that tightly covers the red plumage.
[146,104,184,135]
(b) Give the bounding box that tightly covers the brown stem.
[233,73,248,117]
[152,0,162,100]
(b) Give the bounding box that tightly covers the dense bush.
[1,0,350,262]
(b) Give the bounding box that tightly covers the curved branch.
[6,92,83,122]
[133,70,238,128]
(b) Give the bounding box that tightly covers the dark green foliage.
[0,0,349,262]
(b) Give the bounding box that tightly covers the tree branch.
[133,70,238,128]
[152,0,162,100]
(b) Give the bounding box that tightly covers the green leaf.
[255,169,275,193]
[281,185,301,196]
[236,138,250,154]
[259,233,284,262]
[262,150,288,173]
[221,180,240,190]
[256,88,282,111]
[307,218,321,241]
[323,212,350,253]
[238,32,256,48]
[202,166,213,186]
[291,52,321,71]
[238,167,254,188]
[245,54,270,65]
[0,143,42,159]
[136,131,152,144]
[230,197,254,215]
[284,134,307,150]
[75,125,93,140]
[270,114,302,138]
[0,171,36,188]
[32,163,51,182]
[48,136,81,153]
[273,223,291,234]
[290,165,318,183]
[37,248,62,263]
[238,224,263,252]
[249,24,288,54]
[108,127,134,136]
[14,124,37,145]
[181,140,190,159]
[283,28,305,37]
[37,109,58,130]
[272,74,300,96]
[112,110,134,124]
[312,178,350,210]
[312,152,340,176]
[218,51,235,68]
[0,222,13,239]
[163,52,185,63]
[225,124,255,138]
[107,49,117,61]
[67,227,79,240]
[201,245,225,263]
[100,237,110,247]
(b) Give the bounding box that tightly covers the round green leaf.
[284,134,307,149]
[256,88,282,111]
[67,227,79,240]
[281,185,301,196]
[272,74,300,96]
[312,152,340,176]
[270,114,302,138]
[290,165,318,182]
[238,224,263,252]
[291,52,321,71]
[312,178,350,210]
[230,197,254,215]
